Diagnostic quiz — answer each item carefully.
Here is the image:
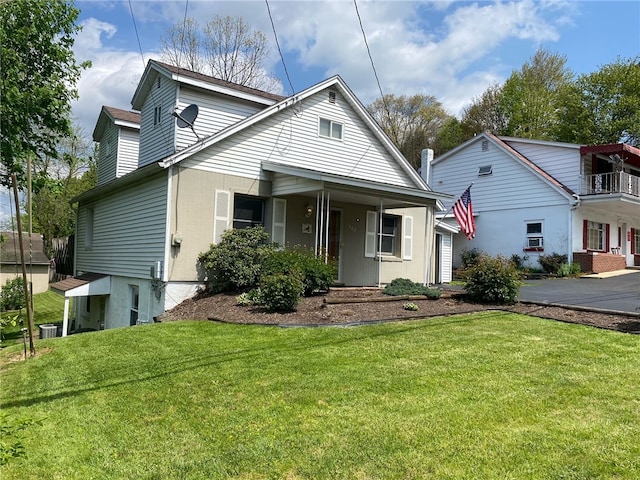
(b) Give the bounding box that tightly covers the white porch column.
[62,297,70,337]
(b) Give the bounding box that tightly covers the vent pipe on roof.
[420,148,434,184]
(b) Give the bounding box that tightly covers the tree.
[554,57,640,146]
[160,15,280,92]
[30,127,97,253]
[367,94,453,168]
[0,0,90,188]
[460,83,508,137]
[500,49,574,140]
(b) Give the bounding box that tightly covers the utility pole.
[11,173,36,356]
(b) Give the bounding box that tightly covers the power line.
[265,0,296,95]
[352,0,396,138]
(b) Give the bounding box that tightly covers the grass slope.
[1,313,639,479]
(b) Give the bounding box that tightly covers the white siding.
[182,88,416,189]
[117,127,139,177]
[503,139,581,192]
[97,123,119,186]
[175,87,264,151]
[431,138,568,213]
[76,173,168,278]
[138,77,178,167]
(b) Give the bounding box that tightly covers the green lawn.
[1,313,639,479]
[1,291,67,343]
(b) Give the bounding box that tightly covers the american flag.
[453,186,475,240]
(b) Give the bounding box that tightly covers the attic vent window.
[156,77,161,89]
[481,140,489,151]
[328,91,336,104]
[478,165,493,176]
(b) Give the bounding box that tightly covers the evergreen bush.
[260,273,304,312]
[261,247,336,296]
[383,278,441,299]
[198,227,276,293]
[464,255,523,305]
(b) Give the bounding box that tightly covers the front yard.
[1,313,639,479]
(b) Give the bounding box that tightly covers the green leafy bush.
[383,278,441,299]
[464,255,523,305]
[403,302,419,311]
[1,278,25,311]
[538,253,568,275]
[460,248,483,268]
[198,227,276,293]
[557,262,581,277]
[262,247,336,296]
[260,273,304,312]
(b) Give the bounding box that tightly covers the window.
[129,285,139,326]
[586,221,605,251]
[85,207,94,248]
[379,214,400,255]
[365,212,403,257]
[525,221,543,250]
[233,195,265,229]
[478,165,493,176]
[154,105,162,126]
[319,118,343,140]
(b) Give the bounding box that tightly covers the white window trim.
[213,190,230,244]
[318,117,343,140]
[364,211,411,260]
[525,220,544,251]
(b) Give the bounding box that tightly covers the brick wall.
[572,252,627,274]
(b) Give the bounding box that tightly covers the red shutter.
[632,229,636,254]
[582,220,588,250]
[605,224,610,252]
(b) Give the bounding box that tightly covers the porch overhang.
[50,273,110,338]
[50,273,111,297]
[579,194,640,218]
[262,161,452,210]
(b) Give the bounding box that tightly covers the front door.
[328,209,342,282]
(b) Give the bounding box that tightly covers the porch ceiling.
[580,194,640,218]
[263,161,452,209]
[580,143,640,169]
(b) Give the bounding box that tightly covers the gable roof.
[131,60,285,110]
[92,106,141,142]
[160,74,431,192]
[0,232,50,265]
[433,132,576,199]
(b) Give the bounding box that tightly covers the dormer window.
[319,118,343,140]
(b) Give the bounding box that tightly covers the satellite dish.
[172,104,200,140]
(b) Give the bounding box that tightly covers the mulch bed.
[159,288,640,334]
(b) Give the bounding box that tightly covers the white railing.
[581,172,640,197]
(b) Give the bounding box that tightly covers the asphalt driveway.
[517,271,640,315]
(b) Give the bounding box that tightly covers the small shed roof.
[0,232,50,265]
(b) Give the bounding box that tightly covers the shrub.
[260,273,304,312]
[463,255,523,305]
[538,253,567,275]
[557,262,581,277]
[262,247,336,296]
[1,278,25,311]
[510,254,528,270]
[460,248,483,268]
[383,278,441,299]
[403,302,419,311]
[198,227,276,293]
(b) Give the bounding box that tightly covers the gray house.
[52,60,451,334]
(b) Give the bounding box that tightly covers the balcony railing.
[581,171,640,197]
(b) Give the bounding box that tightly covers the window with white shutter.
[213,190,230,243]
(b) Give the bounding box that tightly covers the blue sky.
[2,0,639,226]
[70,0,640,137]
